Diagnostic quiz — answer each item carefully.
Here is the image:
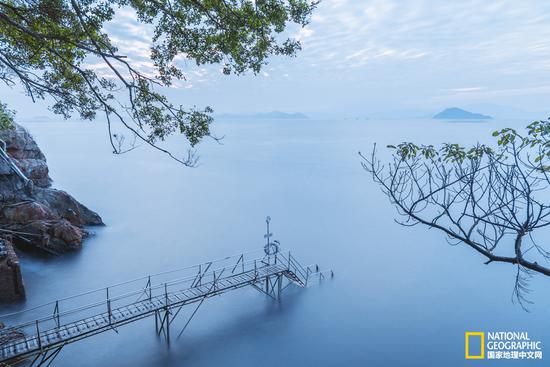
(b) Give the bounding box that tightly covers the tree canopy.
[363,118,550,308]
[0,0,316,165]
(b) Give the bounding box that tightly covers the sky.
[3,0,550,120]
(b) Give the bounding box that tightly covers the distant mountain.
[218,111,308,120]
[433,107,492,120]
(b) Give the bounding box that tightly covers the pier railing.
[0,248,331,353]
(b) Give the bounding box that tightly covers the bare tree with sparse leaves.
[362,119,550,308]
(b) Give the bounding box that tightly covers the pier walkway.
[0,248,331,366]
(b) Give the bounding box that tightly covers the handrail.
[0,247,332,364]
[0,248,270,319]
[0,258,286,350]
[0,248,330,355]
[0,252,280,331]
[0,138,30,184]
[287,254,308,282]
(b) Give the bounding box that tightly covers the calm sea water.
[1,118,549,366]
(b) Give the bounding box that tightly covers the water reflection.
[1,118,548,366]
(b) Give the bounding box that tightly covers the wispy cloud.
[446,87,484,93]
[5,1,550,115]
[49,1,550,113]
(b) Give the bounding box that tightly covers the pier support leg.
[252,273,287,301]
[28,344,65,367]
[155,308,172,345]
[277,274,282,300]
[165,308,170,345]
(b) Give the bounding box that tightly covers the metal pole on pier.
[35,320,42,352]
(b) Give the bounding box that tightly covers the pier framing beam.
[251,273,285,300]
[27,344,65,367]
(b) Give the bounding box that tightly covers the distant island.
[433,107,492,120]
[218,111,308,120]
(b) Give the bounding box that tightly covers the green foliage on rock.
[0,102,14,131]
[0,0,316,164]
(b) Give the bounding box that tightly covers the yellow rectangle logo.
[465,332,485,359]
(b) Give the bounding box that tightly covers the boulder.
[2,201,52,224]
[34,189,103,226]
[18,219,86,253]
[15,158,50,187]
[1,125,46,160]
[0,237,25,302]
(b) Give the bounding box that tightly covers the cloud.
[295,27,314,41]
[446,87,484,93]
[6,0,547,115]
[293,1,550,74]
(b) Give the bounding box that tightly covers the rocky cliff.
[0,238,24,302]
[0,123,103,254]
[0,122,103,301]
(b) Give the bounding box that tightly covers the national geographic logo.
[465,331,543,361]
[465,332,485,359]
